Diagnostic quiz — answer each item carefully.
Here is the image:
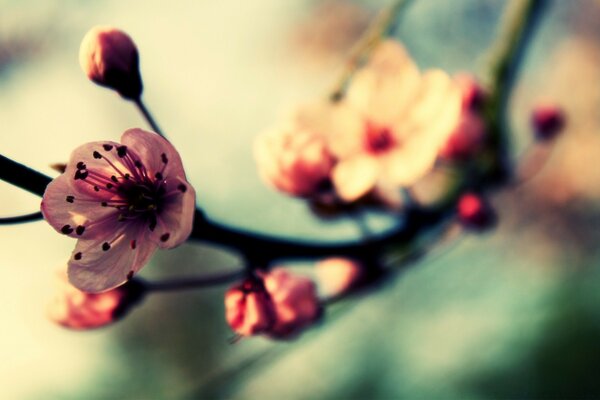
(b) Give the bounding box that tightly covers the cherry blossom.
[224,268,321,339]
[79,26,142,99]
[47,271,144,330]
[41,128,196,293]
[314,257,363,298]
[254,108,335,197]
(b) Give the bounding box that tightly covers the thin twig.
[134,98,166,138]
[0,211,43,224]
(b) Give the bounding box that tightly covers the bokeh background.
[1,0,600,398]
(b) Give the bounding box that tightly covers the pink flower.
[41,128,196,293]
[320,41,462,201]
[263,268,321,338]
[224,268,321,339]
[254,109,335,197]
[48,271,144,330]
[315,257,363,297]
[225,278,275,337]
[79,26,142,99]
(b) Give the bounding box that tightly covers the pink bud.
[224,279,275,337]
[79,26,143,100]
[439,112,486,161]
[263,268,321,339]
[315,257,363,297]
[254,125,335,197]
[457,193,495,230]
[531,103,565,141]
[48,272,144,330]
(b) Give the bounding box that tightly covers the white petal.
[332,156,379,201]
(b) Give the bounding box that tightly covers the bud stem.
[0,211,43,224]
[134,98,166,139]
[141,269,246,292]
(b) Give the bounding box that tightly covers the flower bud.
[254,124,334,197]
[455,74,486,111]
[263,268,321,339]
[314,257,363,297]
[224,279,275,337]
[79,26,143,100]
[531,103,565,141]
[224,269,321,340]
[439,112,486,161]
[457,193,495,230]
[48,272,145,330]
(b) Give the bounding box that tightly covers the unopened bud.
[457,193,495,230]
[224,278,275,337]
[455,74,486,111]
[79,26,143,100]
[48,272,144,330]
[315,258,363,297]
[531,103,565,141]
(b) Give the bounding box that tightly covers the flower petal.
[121,128,187,179]
[68,224,156,293]
[148,176,196,248]
[331,155,379,201]
[346,41,421,125]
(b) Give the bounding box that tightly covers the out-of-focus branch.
[0,211,43,224]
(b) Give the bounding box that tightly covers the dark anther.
[117,146,128,158]
[102,242,111,251]
[106,183,114,189]
[75,225,85,235]
[177,184,187,193]
[103,144,113,151]
[76,161,86,170]
[111,175,119,183]
[155,172,163,180]
[134,160,143,168]
[74,170,88,180]
[94,185,100,192]
[61,225,74,234]
[130,240,137,250]
[101,201,108,207]
[127,271,134,280]
[160,233,170,242]
[66,195,75,203]
[124,173,131,180]
[93,151,102,159]
[161,153,168,164]
[74,252,82,260]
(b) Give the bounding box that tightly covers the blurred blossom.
[41,129,196,293]
[531,102,566,141]
[262,268,321,339]
[315,257,363,298]
[254,109,335,197]
[225,268,321,340]
[225,278,275,337]
[48,271,144,330]
[79,26,142,100]
[325,41,462,201]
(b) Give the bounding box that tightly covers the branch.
[0,211,43,224]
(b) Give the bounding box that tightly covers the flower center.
[364,122,395,155]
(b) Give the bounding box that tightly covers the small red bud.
[531,103,565,141]
[457,193,495,230]
[79,26,143,100]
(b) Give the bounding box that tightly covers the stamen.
[117,146,128,158]
[161,153,168,164]
[93,151,102,159]
[160,233,170,242]
[130,240,137,249]
[76,161,86,170]
[155,172,163,180]
[74,252,82,260]
[74,170,88,180]
[61,225,73,234]
[75,225,85,235]
[66,195,75,203]
[102,242,111,251]
[103,144,113,151]
[127,271,134,280]
[177,184,187,193]
[111,175,119,183]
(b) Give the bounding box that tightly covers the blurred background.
[1,0,600,398]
